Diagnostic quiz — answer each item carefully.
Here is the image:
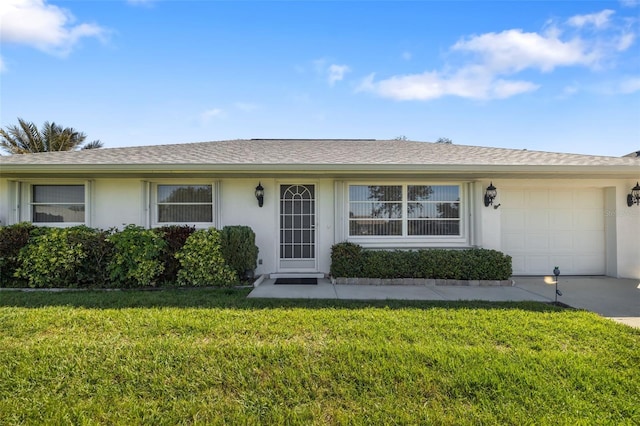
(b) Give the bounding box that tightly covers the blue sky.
[1,0,639,156]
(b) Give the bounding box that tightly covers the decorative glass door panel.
[279,184,316,270]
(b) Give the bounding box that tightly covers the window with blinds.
[31,185,85,223]
[156,185,213,223]
[348,184,461,237]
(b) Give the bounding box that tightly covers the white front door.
[279,184,317,271]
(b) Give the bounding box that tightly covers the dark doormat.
[274,278,318,285]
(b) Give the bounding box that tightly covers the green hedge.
[220,225,259,281]
[330,243,512,280]
[0,223,255,288]
[176,228,237,287]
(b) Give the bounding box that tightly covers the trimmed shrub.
[220,225,258,281]
[15,226,102,288]
[68,227,114,287]
[0,223,37,287]
[330,242,364,278]
[330,242,512,280]
[107,225,166,288]
[175,228,237,287]
[155,225,196,284]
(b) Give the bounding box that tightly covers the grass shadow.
[0,287,572,312]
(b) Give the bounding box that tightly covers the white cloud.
[312,58,351,86]
[0,0,107,56]
[452,29,599,73]
[358,67,539,101]
[562,83,580,97]
[567,9,615,29]
[617,32,635,51]
[359,9,635,101]
[620,0,639,7]
[327,64,350,86]
[200,108,224,123]
[615,76,640,94]
[234,102,259,112]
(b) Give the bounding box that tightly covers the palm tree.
[0,118,103,154]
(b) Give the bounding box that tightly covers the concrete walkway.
[248,276,640,328]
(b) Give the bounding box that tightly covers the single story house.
[1,139,639,279]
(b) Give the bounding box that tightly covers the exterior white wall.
[616,180,640,279]
[477,179,640,279]
[1,175,638,278]
[91,179,144,229]
[0,179,11,226]
[218,178,278,276]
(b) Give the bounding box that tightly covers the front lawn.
[1,289,638,424]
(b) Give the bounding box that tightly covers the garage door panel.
[503,233,525,250]
[574,190,603,208]
[526,211,548,229]
[573,256,605,275]
[502,190,525,208]
[549,190,574,208]
[511,256,525,273]
[526,256,551,273]
[526,234,549,250]
[574,210,604,230]
[501,188,604,275]
[574,231,603,249]
[528,190,549,208]
[549,211,573,230]
[503,210,525,228]
[550,231,574,250]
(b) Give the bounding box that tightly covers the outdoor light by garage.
[484,182,497,207]
[627,182,640,207]
[255,182,265,207]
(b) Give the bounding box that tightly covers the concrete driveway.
[249,275,640,328]
[512,276,640,328]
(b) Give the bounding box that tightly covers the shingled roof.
[1,139,638,178]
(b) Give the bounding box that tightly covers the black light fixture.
[255,182,264,207]
[553,266,562,303]
[627,182,640,207]
[484,182,497,207]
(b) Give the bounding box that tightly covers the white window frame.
[149,181,218,228]
[343,181,469,248]
[19,181,91,227]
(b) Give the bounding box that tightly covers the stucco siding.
[1,175,638,279]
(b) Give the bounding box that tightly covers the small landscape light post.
[553,266,562,303]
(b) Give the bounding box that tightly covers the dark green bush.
[68,227,114,287]
[107,225,166,288]
[0,223,37,287]
[15,226,108,288]
[330,242,364,278]
[155,225,196,284]
[220,225,258,281]
[331,243,512,280]
[175,228,237,287]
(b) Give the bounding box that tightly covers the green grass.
[1,289,639,425]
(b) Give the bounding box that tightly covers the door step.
[270,273,325,279]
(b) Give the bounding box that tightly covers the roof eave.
[1,163,638,179]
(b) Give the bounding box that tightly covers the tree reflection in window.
[349,184,461,236]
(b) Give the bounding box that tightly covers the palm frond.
[82,140,104,150]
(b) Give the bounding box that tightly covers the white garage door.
[501,188,605,275]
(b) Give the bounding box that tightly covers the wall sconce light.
[255,182,264,207]
[484,182,498,208]
[627,182,640,207]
